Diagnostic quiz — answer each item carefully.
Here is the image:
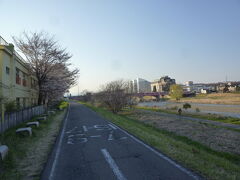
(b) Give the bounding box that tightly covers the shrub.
[58,101,69,110]
[183,103,191,110]
[195,108,200,112]
[4,101,17,113]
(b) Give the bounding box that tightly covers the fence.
[0,105,46,134]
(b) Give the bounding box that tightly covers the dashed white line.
[101,148,127,180]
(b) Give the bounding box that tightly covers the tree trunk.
[38,92,43,105]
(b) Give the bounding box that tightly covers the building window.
[6,67,10,75]
[23,73,27,86]
[16,68,21,85]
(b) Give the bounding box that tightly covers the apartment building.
[129,78,151,93]
[0,36,38,109]
[151,76,176,93]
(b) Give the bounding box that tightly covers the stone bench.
[26,121,39,127]
[36,116,47,121]
[48,110,56,115]
[16,127,32,136]
[0,145,8,160]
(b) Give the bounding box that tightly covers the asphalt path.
[41,102,201,180]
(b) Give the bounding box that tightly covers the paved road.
[41,102,200,180]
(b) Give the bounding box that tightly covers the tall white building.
[130,78,151,93]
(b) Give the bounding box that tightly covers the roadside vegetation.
[0,102,68,180]
[58,100,69,110]
[80,102,240,180]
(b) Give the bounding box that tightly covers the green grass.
[137,106,240,125]
[0,110,66,180]
[80,102,240,180]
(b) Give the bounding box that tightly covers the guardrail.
[0,105,46,134]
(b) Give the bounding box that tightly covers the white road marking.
[49,104,70,180]
[90,135,102,138]
[119,137,127,140]
[108,131,114,140]
[110,122,199,180]
[96,128,106,131]
[78,138,88,143]
[108,124,117,130]
[83,126,88,132]
[94,125,108,128]
[75,134,85,136]
[101,149,127,180]
[67,141,74,145]
[66,126,77,134]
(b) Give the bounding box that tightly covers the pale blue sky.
[1,0,240,94]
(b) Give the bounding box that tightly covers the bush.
[4,100,17,113]
[58,101,69,110]
[183,103,191,110]
[196,108,200,112]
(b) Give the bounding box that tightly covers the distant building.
[185,81,193,86]
[217,82,240,92]
[129,78,151,93]
[151,76,176,93]
[0,36,39,109]
[183,81,217,93]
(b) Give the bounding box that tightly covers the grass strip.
[0,109,67,180]
[81,102,240,180]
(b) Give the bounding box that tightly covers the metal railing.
[0,105,46,134]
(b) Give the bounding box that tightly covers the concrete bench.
[48,110,56,115]
[0,145,8,160]
[16,127,32,136]
[36,116,47,121]
[26,121,39,127]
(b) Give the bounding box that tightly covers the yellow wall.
[0,44,39,109]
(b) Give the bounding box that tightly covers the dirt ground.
[127,109,240,155]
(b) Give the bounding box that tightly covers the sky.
[1,0,240,95]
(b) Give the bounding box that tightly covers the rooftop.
[0,36,27,63]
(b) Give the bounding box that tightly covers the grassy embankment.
[137,106,240,126]
[0,101,68,180]
[80,102,240,180]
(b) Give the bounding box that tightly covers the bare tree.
[96,80,132,113]
[13,31,79,105]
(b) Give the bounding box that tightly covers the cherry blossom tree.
[13,31,79,105]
